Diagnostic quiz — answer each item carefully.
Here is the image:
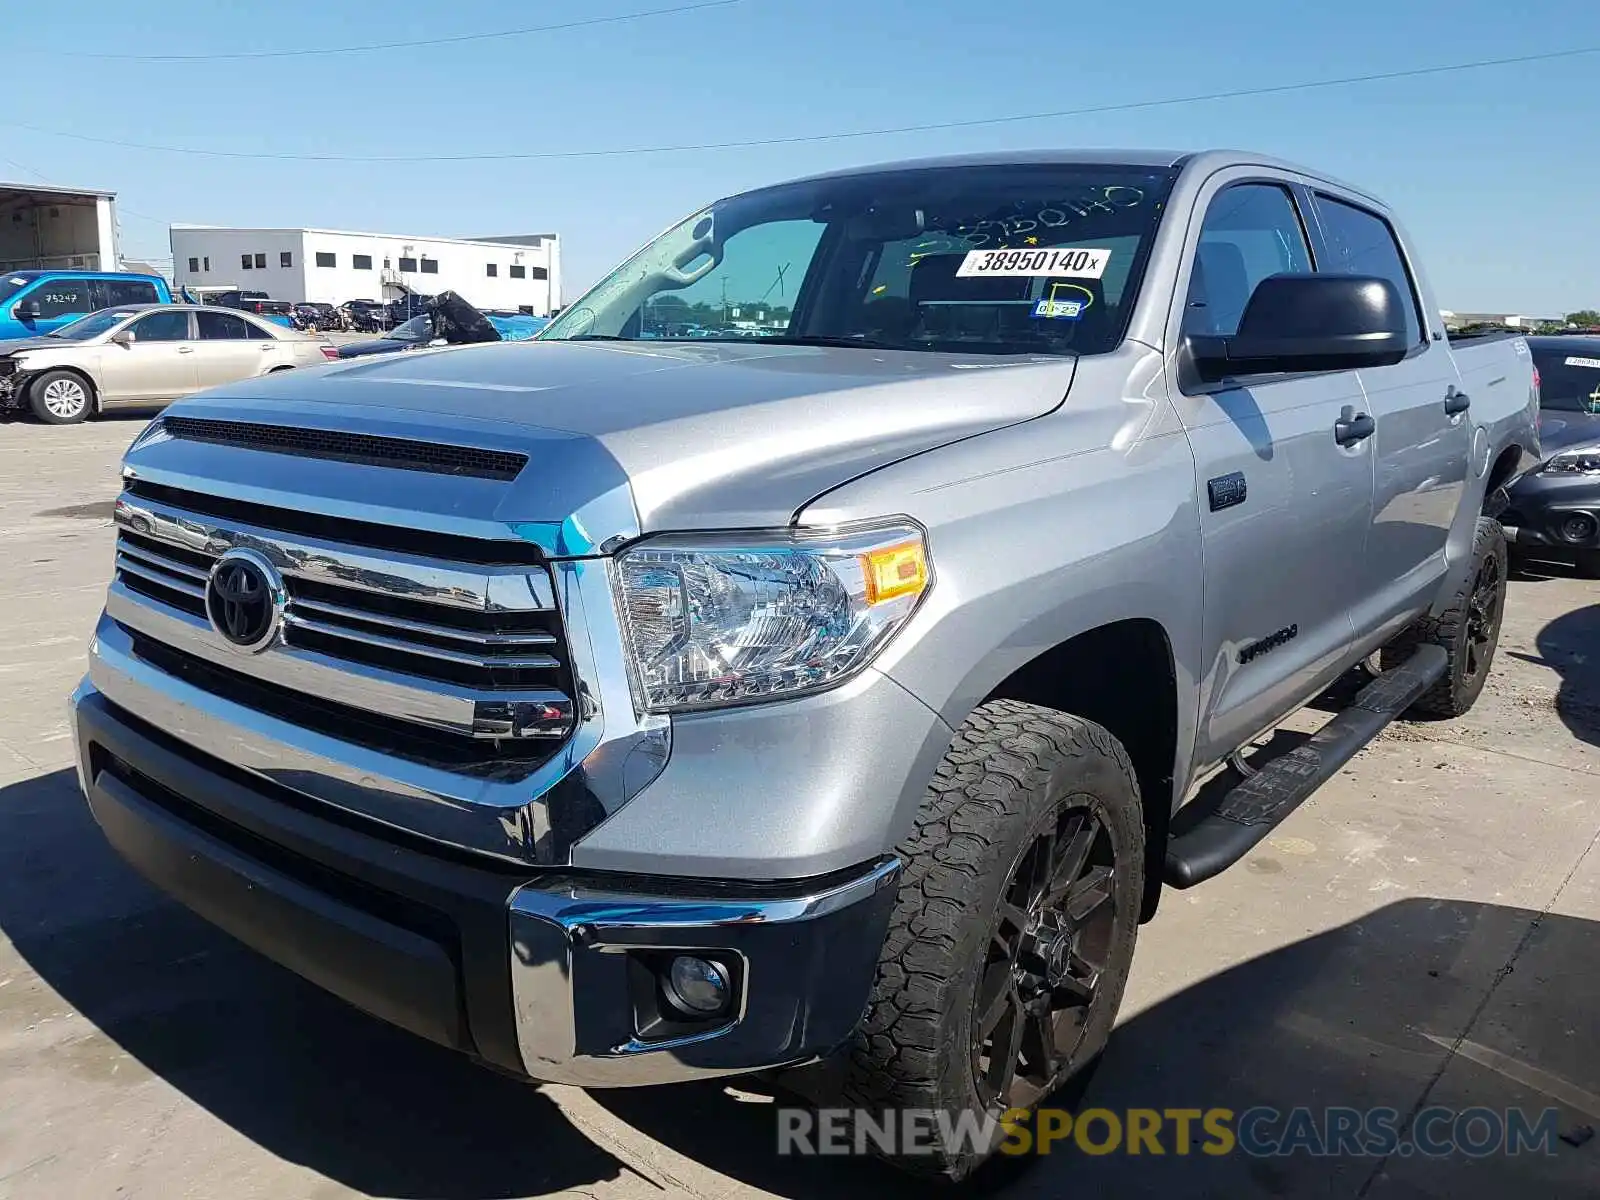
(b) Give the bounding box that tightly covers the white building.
[169,226,561,313]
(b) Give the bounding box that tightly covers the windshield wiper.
[565,334,634,341]
[743,335,900,350]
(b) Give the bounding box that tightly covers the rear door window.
[196,311,252,339]
[99,279,161,307]
[1311,195,1425,347]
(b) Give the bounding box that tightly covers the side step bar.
[1163,643,1448,889]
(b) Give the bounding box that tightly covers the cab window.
[28,278,95,320]
[130,311,192,342]
[1183,184,1314,337]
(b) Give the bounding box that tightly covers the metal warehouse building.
[1,181,121,272]
[169,226,561,313]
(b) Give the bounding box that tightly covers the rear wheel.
[1383,518,1507,718]
[843,700,1144,1181]
[29,370,93,425]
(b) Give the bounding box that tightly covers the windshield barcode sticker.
[1565,356,1600,369]
[956,247,1111,279]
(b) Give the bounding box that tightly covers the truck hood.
[156,339,1078,537]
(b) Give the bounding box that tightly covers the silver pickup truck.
[71,150,1537,1180]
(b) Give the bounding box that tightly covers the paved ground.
[1,413,1597,1199]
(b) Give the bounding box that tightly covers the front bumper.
[1502,468,1600,551]
[71,681,899,1085]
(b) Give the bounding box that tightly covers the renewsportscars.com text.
[776,1106,1562,1159]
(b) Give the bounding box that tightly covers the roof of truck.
[763,149,1386,210]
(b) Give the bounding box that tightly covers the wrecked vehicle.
[336,290,548,359]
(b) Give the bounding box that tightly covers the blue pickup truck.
[0,270,173,340]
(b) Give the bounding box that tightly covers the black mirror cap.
[15,300,41,320]
[1189,273,1412,383]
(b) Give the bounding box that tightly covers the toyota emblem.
[204,549,284,653]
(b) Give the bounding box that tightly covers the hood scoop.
[158,415,529,482]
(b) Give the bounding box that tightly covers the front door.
[1169,177,1377,768]
[1307,192,1471,643]
[98,310,198,405]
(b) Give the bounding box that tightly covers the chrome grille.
[109,489,577,747]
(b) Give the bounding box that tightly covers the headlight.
[0,358,16,377]
[612,522,931,713]
[1544,443,1600,474]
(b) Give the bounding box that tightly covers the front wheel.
[843,700,1145,1181]
[29,370,94,424]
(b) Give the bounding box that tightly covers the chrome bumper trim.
[507,858,900,1085]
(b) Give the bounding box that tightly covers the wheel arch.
[977,618,1180,921]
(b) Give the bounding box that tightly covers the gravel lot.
[1,413,1597,1199]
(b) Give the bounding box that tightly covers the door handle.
[177,346,194,354]
[1334,411,1375,446]
[1444,388,1471,415]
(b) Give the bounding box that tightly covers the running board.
[1163,643,1448,889]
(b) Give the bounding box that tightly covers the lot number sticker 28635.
[956,247,1112,279]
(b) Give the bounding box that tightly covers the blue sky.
[5,0,1597,315]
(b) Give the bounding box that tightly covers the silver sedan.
[0,304,336,425]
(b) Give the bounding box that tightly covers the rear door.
[1307,193,1470,643]
[194,309,276,387]
[1168,174,1377,768]
[99,310,198,405]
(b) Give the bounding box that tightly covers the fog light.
[665,955,732,1016]
[1559,513,1597,543]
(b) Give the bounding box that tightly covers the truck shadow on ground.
[1531,602,1600,749]
[3,768,1596,1199]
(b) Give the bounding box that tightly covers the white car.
[0,304,337,425]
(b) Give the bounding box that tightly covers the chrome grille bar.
[282,612,561,671]
[288,596,558,649]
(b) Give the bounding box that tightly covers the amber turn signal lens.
[862,540,929,605]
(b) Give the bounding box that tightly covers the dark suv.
[1502,336,1600,576]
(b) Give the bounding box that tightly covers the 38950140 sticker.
[956,246,1111,279]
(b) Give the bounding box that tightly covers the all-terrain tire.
[1382,517,1508,718]
[28,369,94,425]
[841,700,1145,1181]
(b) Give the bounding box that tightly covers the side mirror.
[110,329,136,346]
[1187,274,1411,383]
[14,300,41,320]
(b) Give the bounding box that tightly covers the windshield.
[541,163,1178,356]
[393,314,433,340]
[1533,346,1600,413]
[0,275,31,306]
[50,309,138,340]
